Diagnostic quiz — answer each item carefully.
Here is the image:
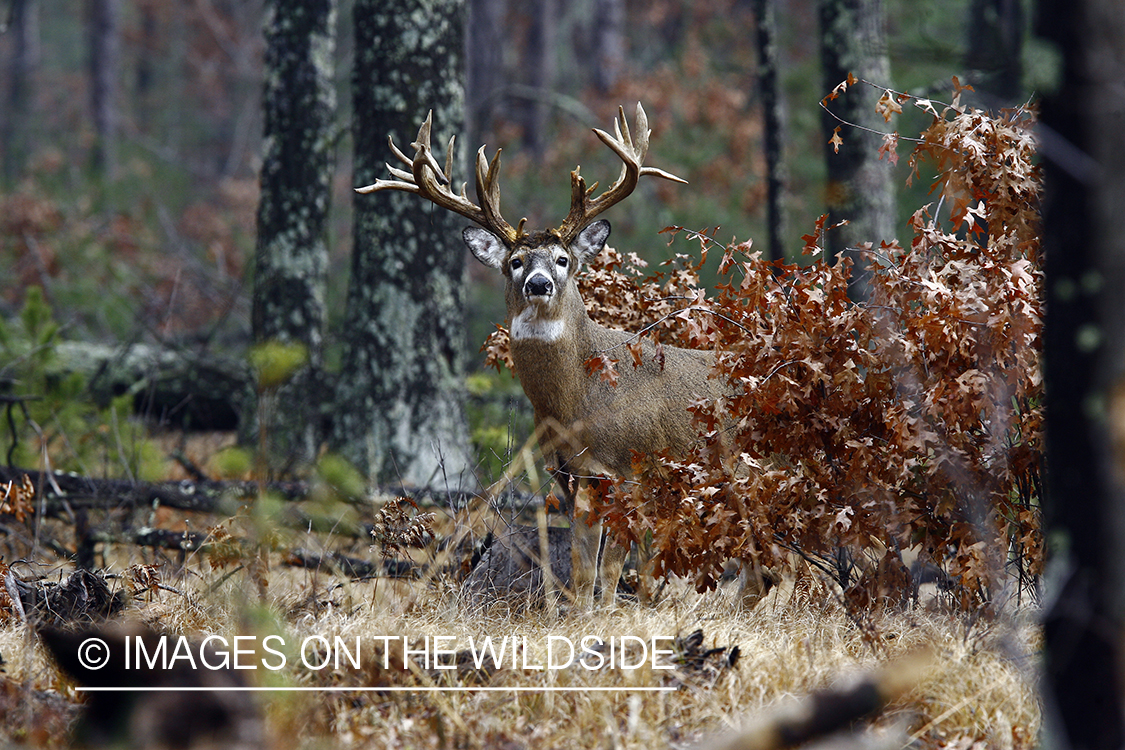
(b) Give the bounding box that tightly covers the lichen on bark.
[250,0,337,466]
[332,0,474,490]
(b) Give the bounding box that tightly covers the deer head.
[355,103,686,317]
[462,220,610,343]
[356,103,701,468]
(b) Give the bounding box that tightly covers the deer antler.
[355,111,526,246]
[554,102,687,244]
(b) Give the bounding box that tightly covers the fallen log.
[282,549,417,579]
[79,527,416,579]
[0,465,306,514]
[55,341,253,431]
[0,465,543,514]
[86,526,211,552]
[1,467,551,582]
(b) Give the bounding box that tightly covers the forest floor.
[0,538,1041,749]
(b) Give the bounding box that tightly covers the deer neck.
[508,283,596,424]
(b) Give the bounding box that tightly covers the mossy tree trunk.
[333,0,474,491]
[818,0,895,299]
[251,0,336,468]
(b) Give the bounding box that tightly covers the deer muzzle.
[524,273,554,300]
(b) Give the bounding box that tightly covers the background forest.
[0,0,1047,485]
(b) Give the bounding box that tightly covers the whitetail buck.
[358,104,764,607]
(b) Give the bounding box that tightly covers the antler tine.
[554,103,686,244]
[355,111,526,243]
[615,105,632,154]
[409,111,450,185]
[474,146,522,245]
[386,164,415,183]
[632,103,650,159]
[443,135,456,188]
[387,135,414,169]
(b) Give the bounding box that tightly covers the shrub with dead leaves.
[485,81,1042,610]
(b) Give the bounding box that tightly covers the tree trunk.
[250,0,336,467]
[1040,0,1125,745]
[753,0,787,262]
[2,0,39,184]
[217,0,267,178]
[818,0,895,299]
[134,0,157,124]
[519,0,556,154]
[591,0,624,94]
[965,0,1024,104]
[87,0,120,180]
[335,0,475,491]
[465,0,504,149]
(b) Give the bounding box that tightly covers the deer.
[357,104,768,608]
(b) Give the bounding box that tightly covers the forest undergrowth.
[0,560,1040,750]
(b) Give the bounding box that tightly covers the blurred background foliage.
[0,0,1050,481]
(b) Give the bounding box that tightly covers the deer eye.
[510,258,522,271]
[556,256,568,268]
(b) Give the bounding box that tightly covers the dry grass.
[0,556,1041,750]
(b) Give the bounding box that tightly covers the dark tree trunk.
[965,0,1024,103]
[87,0,120,179]
[818,0,895,299]
[133,0,157,128]
[519,0,556,154]
[251,0,336,466]
[2,0,39,184]
[334,0,474,491]
[465,0,504,149]
[217,0,266,178]
[753,0,787,262]
[1039,0,1125,745]
[591,0,624,94]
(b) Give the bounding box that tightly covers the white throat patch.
[510,307,566,342]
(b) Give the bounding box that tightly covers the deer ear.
[573,220,611,263]
[464,227,509,269]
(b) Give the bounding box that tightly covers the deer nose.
[525,274,553,298]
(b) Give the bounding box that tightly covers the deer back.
[572,323,718,477]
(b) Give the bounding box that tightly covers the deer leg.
[735,557,775,609]
[632,534,658,604]
[596,528,626,605]
[558,470,600,608]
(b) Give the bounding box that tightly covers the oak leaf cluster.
[487,85,1042,610]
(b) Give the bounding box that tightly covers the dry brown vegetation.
[0,559,1040,749]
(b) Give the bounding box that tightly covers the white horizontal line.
[76,686,677,693]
